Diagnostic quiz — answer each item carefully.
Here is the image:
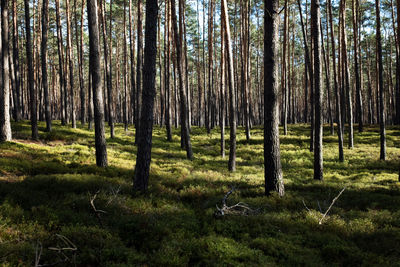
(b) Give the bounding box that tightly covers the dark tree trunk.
[66,0,76,128]
[134,0,158,192]
[12,0,21,121]
[221,0,236,171]
[55,0,66,125]
[87,0,108,167]
[135,0,143,145]
[100,0,114,136]
[0,0,12,142]
[312,0,323,181]
[76,0,86,125]
[41,0,51,132]
[25,0,38,140]
[123,0,129,131]
[171,0,193,160]
[165,0,172,141]
[328,0,344,162]
[376,0,386,160]
[264,0,284,196]
[129,0,136,126]
[353,0,363,132]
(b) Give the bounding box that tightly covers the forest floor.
[0,121,399,266]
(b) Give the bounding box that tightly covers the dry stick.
[215,187,259,216]
[89,191,107,226]
[319,187,346,224]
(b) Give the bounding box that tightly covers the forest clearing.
[0,121,399,265]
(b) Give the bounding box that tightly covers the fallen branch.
[89,190,107,226]
[215,187,260,216]
[319,187,346,224]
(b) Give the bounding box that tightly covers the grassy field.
[0,121,399,266]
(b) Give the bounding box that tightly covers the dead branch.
[215,187,260,217]
[319,187,346,224]
[88,190,107,226]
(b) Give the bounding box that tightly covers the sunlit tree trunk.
[264,0,284,196]
[87,0,107,167]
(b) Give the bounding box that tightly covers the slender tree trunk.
[41,0,51,132]
[55,0,66,125]
[220,20,226,158]
[129,0,136,126]
[12,0,21,121]
[25,0,38,140]
[282,0,288,135]
[312,0,323,180]
[0,0,12,142]
[76,0,86,125]
[353,0,363,132]
[264,0,284,196]
[328,0,344,161]
[134,0,158,192]
[341,0,354,148]
[135,0,143,144]
[376,0,386,160]
[165,0,172,140]
[171,0,193,159]
[66,0,76,128]
[87,0,107,167]
[123,0,129,131]
[221,0,236,171]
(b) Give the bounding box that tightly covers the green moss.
[0,121,399,265]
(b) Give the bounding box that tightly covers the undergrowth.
[0,121,399,266]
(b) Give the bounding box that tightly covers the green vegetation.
[0,121,399,266]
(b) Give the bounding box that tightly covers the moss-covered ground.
[0,121,399,266]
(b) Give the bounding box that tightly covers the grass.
[0,120,399,266]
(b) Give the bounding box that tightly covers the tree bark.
[12,0,21,121]
[41,0,51,132]
[55,0,66,125]
[25,0,38,140]
[264,0,284,196]
[0,0,12,142]
[312,0,323,181]
[376,0,386,160]
[328,0,344,162]
[171,0,193,160]
[66,0,76,128]
[135,0,143,144]
[87,0,108,167]
[221,0,236,171]
[134,0,158,192]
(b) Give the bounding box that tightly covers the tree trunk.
[135,0,143,144]
[328,0,344,161]
[220,19,226,158]
[25,0,38,140]
[123,0,129,131]
[171,0,193,160]
[41,0,51,132]
[353,0,363,132]
[66,0,76,128]
[396,0,400,125]
[55,0,66,125]
[87,0,107,167]
[134,0,158,192]
[129,0,136,126]
[165,0,172,140]
[312,0,323,181]
[376,0,386,160]
[221,0,236,171]
[0,0,12,142]
[12,0,21,121]
[264,0,284,196]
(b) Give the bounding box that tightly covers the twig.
[34,241,42,267]
[302,199,310,212]
[215,187,260,216]
[89,191,107,226]
[319,187,346,224]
